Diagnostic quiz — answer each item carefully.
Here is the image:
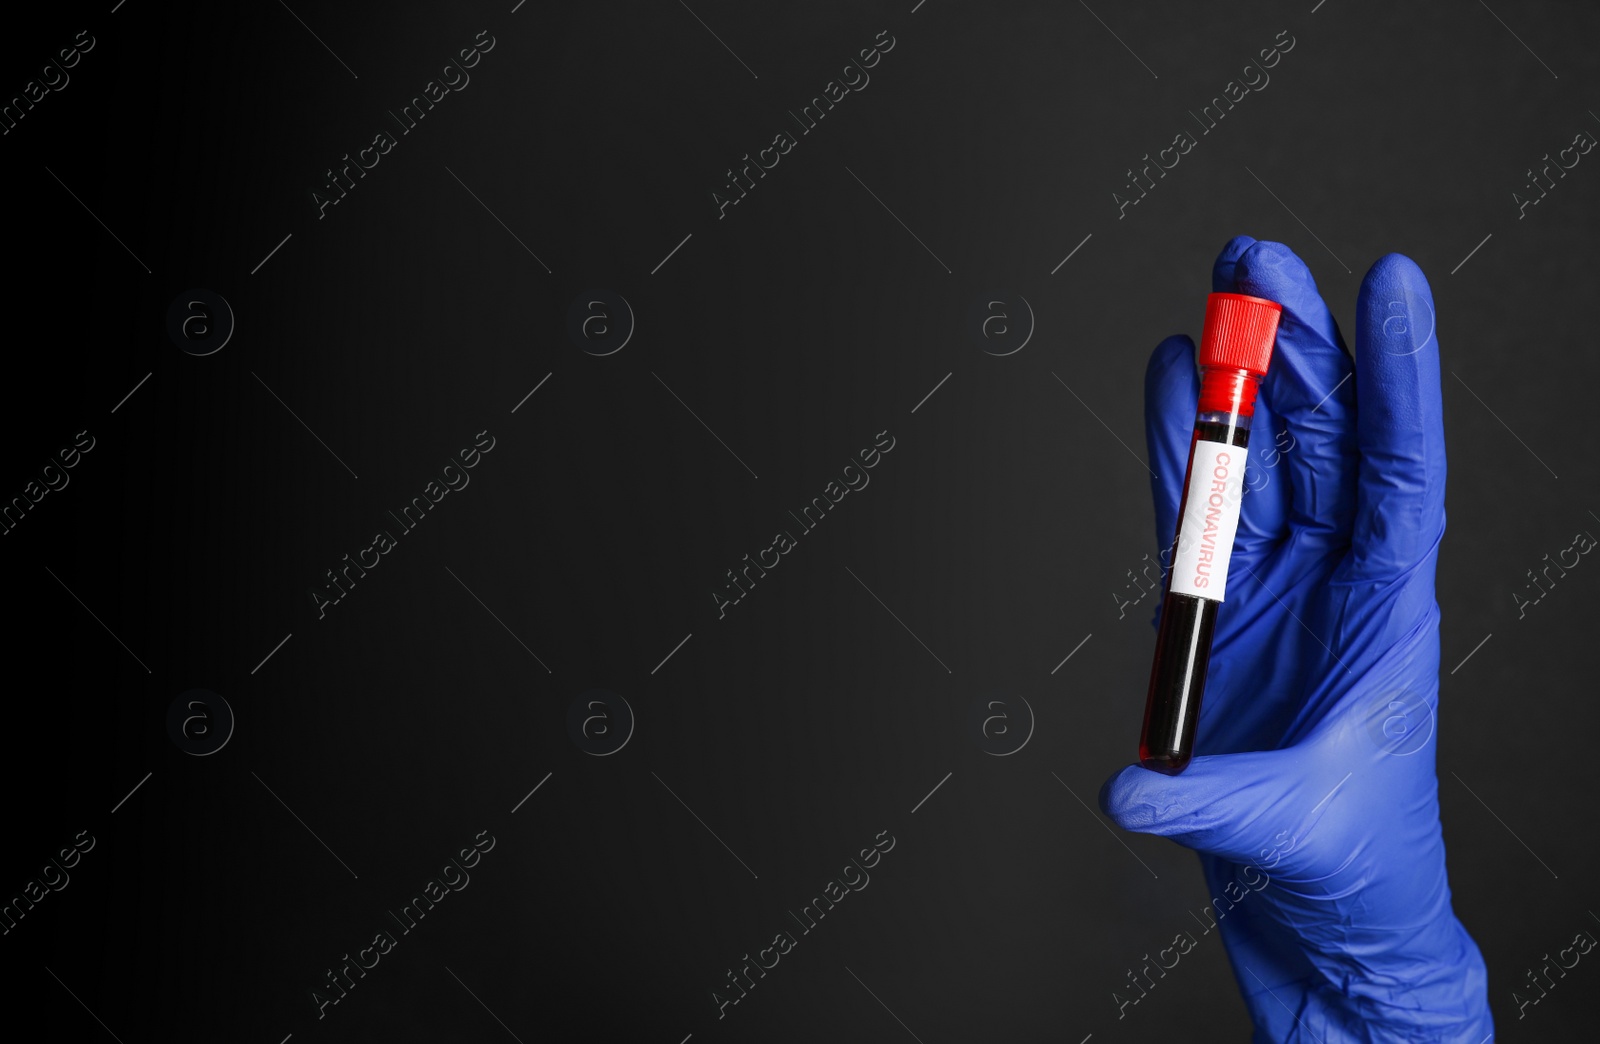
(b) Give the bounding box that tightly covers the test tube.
[1138,292,1283,774]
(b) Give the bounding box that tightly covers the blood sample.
[1138,292,1283,774]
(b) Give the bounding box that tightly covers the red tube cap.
[1198,292,1282,376]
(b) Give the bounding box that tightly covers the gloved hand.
[1100,237,1492,1041]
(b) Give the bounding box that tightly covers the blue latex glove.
[1100,238,1492,1041]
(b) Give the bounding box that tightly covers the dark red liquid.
[1138,418,1251,773]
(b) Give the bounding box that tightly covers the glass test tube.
[1138,292,1283,774]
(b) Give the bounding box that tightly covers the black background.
[2,0,1596,1040]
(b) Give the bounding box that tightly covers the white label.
[1169,439,1245,601]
